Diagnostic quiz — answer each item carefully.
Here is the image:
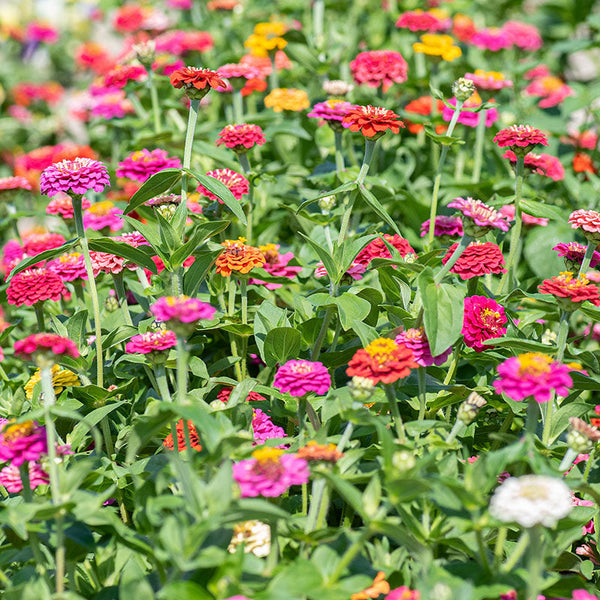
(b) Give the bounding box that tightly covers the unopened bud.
[156,204,178,221]
[567,430,593,454]
[567,417,600,454]
[132,41,155,68]
[392,450,416,471]
[541,328,557,346]
[457,392,487,426]
[348,376,375,400]
[452,77,476,102]
[318,195,336,213]
[104,295,119,312]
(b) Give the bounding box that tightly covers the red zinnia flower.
[538,272,600,308]
[349,50,408,92]
[462,296,507,351]
[7,267,65,306]
[355,234,415,265]
[342,105,405,139]
[196,169,249,202]
[442,242,506,280]
[503,150,565,181]
[163,419,202,452]
[218,386,267,403]
[346,337,418,384]
[493,125,549,153]
[169,67,225,99]
[216,123,266,152]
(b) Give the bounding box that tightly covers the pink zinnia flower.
[553,243,600,269]
[499,204,548,227]
[395,327,451,366]
[442,96,498,128]
[46,194,91,219]
[250,243,302,289]
[83,200,124,232]
[218,387,266,403]
[89,87,134,119]
[22,232,66,256]
[40,157,110,197]
[503,150,565,181]
[386,587,420,600]
[7,267,65,306]
[26,21,59,44]
[420,216,463,238]
[0,176,32,192]
[0,461,49,493]
[314,261,366,281]
[569,209,600,242]
[493,352,573,403]
[196,169,249,202]
[14,333,79,362]
[89,251,124,276]
[273,360,331,397]
[307,99,356,126]
[125,330,177,354]
[524,71,574,109]
[350,50,408,92]
[103,64,147,88]
[470,27,511,51]
[355,234,415,266]
[448,197,510,232]
[395,10,450,32]
[116,149,182,183]
[464,70,513,91]
[493,125,549,151]
[232,448,309,497]
[442,242,506,280]
[252,409,287,446]
[462,296,507,351]
[47,252,88,282]
[502,21,543,51]
[151,296,216,324]
[0,420,48,467]
[216,123,266,152]
[217,63,262,83]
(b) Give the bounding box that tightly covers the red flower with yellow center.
[169,67,225,99]
[342,105,405,139]
[538,271,600,309]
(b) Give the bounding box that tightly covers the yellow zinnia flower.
[413,34,462,62]
[264,88,310,113]
[25,365,80,400]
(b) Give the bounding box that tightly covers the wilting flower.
[151,296,216,326]
[465,70,513,91]
[412,34,461,61]
[448,197,510,235]
[395,328,451,366]
[350,50,408,92]
[14,333,79,363]
[502,150,565,181]
[252,409,287,445]
[343,105,405,139]
[493,352,573,403]
[356,234,415,265]
[0,420,47,466]
[499,204,548,227]
[442,93,498,129]
[264,88,310,112]
[116,149,181,183]
[40,158,110,197]
[442,242,506,279]
[351,572,390,600]
[553,243,600,270]
[569,209,600,244]
[25,365,80,400]
[196,169,249,202]
[228,520,271,557]
[273,360,331,397]
[471,27,511,51]
[347,337,418,384]
[489,475,572,527]
[538,272,600,309]
[215,238,265,276]
[462,296,507,351]
[502,20,543,51]
[7,268,65,306]
[83,200,124,232]
[0,461,49,493]
[125,330,177,357]
[169,67,225,99]
[251,243,302,289]
[233,448,309,498]
[46,194,91,219]
[457,392,488,426]
[493,125,549,153]
[297,441,343,464]
[420,216,463,238]
[216,124,266,153]
[395,9,450,32]
[163,419,202,452]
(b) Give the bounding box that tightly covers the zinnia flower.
[342,105,405,139]
[243,21,288,56]
[346,337,418,384]
[216,124,266,153]
[395,328,451,366]
[264,88,310,112]
[538,272,600,309]
[0,420,47,466]
[218,387,266,403]
[404,96,446,134]
[502,20,543,51]
[524,70,574,109]
[356,234,415,265]
[349,50,408,92]
[163,419,202,452]
[493,125,549,153]
[499,204,548,227]
[441,242,506,280]
[22,232,66,256]
[14,333,79,362]
[273,360,331,397]
[125,330,177,356]
[395,9,450,32]
[502,150,565,181]
[351,572,390,600]
[448,197,510,234]
[24,365,80,400]
[116,149,181,183]
[387,587,420,600]
[46,194,91,219]
[442,94,498,128]
[307,100,356,131]
[465,70,513,91]
[297,441,343,464]
[470,27,511,51]
[7,268,65,306]
[553,243,600,270]
[0,176,32,193]
[89,251,124,276]
[420,216,463,238]
[232,447,309,498]
[215,238,265,276]
[103,64,147,88]
[83,200,124,232]
[462,296,507,351]
[228,520,270,558]
[151,296,216,325]
[489,475,572,527]
[196,169,249,202]
[169,67,225,99]
[569,209,600,243]
[0,461,49,493]
[39,158,110,197]
[412,34,461,61]
[252,409,287,445]
[493,352,573,403]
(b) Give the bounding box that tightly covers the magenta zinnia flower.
[125,330,177,355]
[0,420,48,467]
[395,328,451,366]
[442,96,498,128]
[0,461,49,493]
[448,197,510,233]
[462,296,507,351]
[83,200,124,232]
[272,360,331,397]
[151,295,216,324]
[196,168,249,202]
[232,448,309,497]
[116,149,182,183]
[493,352,573,403]
[554,242,600,270]
[420,215,463,238]
[7,267,65,306]
[307,99,356,127]
[250,243,302,289]
[48,252,88,282]
[40,157,110,197]
[14,333,79,362]
[252,409,287,446]
[470,27,511,51]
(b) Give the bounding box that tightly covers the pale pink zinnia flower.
[40,157,110,197]
[395,327,451,366]
[448,197,510,232]
[493,353,573,403]
[89,251,124,276]
[0,461,49,493]
[196,169,249,202]
[462,296,507,352]
[499,204,548,227]
[273,360,331,397]
[0,176,32,192]
[502,21,543,51]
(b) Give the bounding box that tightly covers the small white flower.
[489,475,572,528]
[228,520,271,557]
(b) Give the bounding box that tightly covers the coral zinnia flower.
[350,50,408,92]
[216,123,266,152]
[442,242,506,280]
[0,176,32,192]
[273,360,331,397]
[342,105,405,139]
[493,353,572,403]
[89,251,124,276]
[215,238,265,276]
[350,572,390,600]
[7,268,65,306]
[0,420,48,466]
[412,34,461,61]
[169,67,225,99]
[448,197,510,234]
[346,337,417,384]
[356,234,415,265]
[264,88,310,112]
[297,441,343,464]
[22,232,66,256]
[39,157,110,197]
[538,272,600,309]
[163,419,202,452]
[14,333,79,362]
[25,365,80,400]
[462,296,507,352]
[395,328,451,366]
[196,168,249,202]
[493,125,549,153]
[46,194,91,219]
[569,209,600,243]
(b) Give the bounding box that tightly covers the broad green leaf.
[124,168,182,215]
[520,199,564,220]
[335,293,371,330]
[169,221,229,269]
[7,239,79,281]
[336,234,377,281]
[424,128,465,146]
[358,185,401,235]
[183,249,222,296]
[263,327,302,367]
[300,233,339,282]
[88,238,158,274]
[550,402,591,442]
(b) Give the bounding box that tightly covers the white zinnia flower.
[228,520,271,557]
[489,475,572,528]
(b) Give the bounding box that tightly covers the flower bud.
[567,417,600,454]
[348,376,375,400]
[318,195,336,213]
[452,77,476,102]
[104,295,119,313]
[567,430,593,454]
[392,450,416,471]
[132,41,155,68]
[457,392,487,426]
[541,328,557,345]
[156,204,178,221]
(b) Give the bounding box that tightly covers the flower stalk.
[181,98,200,206]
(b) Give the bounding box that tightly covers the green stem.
[493,527,507,569]
[311,306,335,361]
[112,272,133,327]
[434,234,472,283]
[147,69,161,134]
[445,419,464,444]
[356,138,377,185]
[476,528,492,574]
[304,398,321,431]
[417,367,427,420]
[334,130,345,178]
[526,398,539,438]
[240,278,248,325]
[578,241,597,276]
[327,528,372,584]
[498,155,525,294]
[385,384,406,443]
[442,344,461,386]
[501,529,529,572]
[19,463,48,572]
[181,99,200,206]
[227,278,243,381]
[155,363,172,402]
[268,54,279,89]
[526,526,544,600]
[232,90,244,123]
[238,154,254,242]
[471,114,487,183]
[337,189,357,246]
[312,0,324,48]
[176,337,188,407]
[265,519,279,574]
[34,303,46,332]
[583,446,596,482]
[136,266,151,289]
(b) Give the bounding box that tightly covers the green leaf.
[263,327,302,367]
[6,239,79,281]
[124,169,182,215]
[183,249,222,296]
[357,185,401,235]
[300,233,339,282]
[550,402,591,442]
[87,238,158,274]
[69,402,125,451]
[184,168,247,225]
[334,293,371,330]
[424,128,465,146]
[336,234,377,280]
[520,199,564,220]
[169,221,229,269]
[351,320,378,347]
[158,582,212,600]
[418,266,465,356]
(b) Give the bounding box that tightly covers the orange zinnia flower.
[350,572,390,600]
[346,338,417,384]
[264,88,310,112]
[169,67,225,99]
[163,419,202,452]
[215,238,265,277]
[342,105,405,139]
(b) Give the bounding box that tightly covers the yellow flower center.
[252,447,284,464]
[517,352,553,376]
[3,420,35,442]
[474,69,505,81]
[87,200,115,216]
[365,338,398,365]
